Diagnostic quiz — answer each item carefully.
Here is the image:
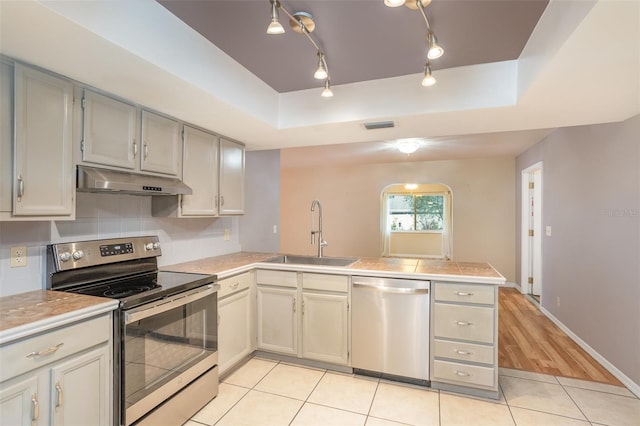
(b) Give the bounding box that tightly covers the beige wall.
[280,157,516,281]
[390,232,443,257]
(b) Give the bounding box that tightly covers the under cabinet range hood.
[77,165,192,196]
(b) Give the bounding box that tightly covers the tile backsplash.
[0,193,241,297]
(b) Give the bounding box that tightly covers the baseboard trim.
[540,306,640,398]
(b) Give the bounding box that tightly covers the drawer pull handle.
[292,298,296,313]
[26,343,64,358]
[456,292,473,296]
[231,282,239,289]
[31,394,39,422]
[455,370,472,377]
[455,349,473,355]
[55,382,63,407]
[456,321,473,326]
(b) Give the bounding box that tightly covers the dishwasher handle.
[352,277,429,295]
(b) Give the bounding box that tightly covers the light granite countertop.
[163,252,505,284]
[0,290,118,345]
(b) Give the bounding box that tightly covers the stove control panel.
[100,243,134,257]
[48,236,161,272]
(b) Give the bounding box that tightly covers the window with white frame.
[387,193,444,232]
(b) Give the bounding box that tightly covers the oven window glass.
[123,292,217,416]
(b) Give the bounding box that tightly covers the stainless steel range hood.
[77,165,192,196]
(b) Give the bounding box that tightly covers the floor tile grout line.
[213,359,281,425]
[287,367,328,426]
[498,382,518,426]
[560,382,593,424]
[559,383,640,399]
[364,376,381,419]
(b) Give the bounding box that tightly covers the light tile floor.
[186,358,640,426]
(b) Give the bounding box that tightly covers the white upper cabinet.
[81,89,137,170]
[181,126,219,216]
[140,110,182,176]
[79,94,182,178]
[8,64,74,218]
[219,138,245,215]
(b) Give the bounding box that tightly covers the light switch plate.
[546,226,552,236]
[10,246,27,267]
[224,229,230,241]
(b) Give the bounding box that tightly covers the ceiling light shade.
[405,183,418,190]
[396,139,420,154]
[267,0,285,34]
[427,32,444,59]
[321,80,333,98]
[314,52,328,80]
[422,62,436,86]
[384,0,406,7]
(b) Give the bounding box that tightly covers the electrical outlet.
[10,246,27,268]
[546,226,552,237]
[273,225,277,234]
[556,296,561,307]
[224,229,230,241]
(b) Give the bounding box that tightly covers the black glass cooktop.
[68,270,216,309]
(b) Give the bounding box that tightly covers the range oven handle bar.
[125,284,217,324]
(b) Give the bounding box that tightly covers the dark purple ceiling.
[159,0,548,93]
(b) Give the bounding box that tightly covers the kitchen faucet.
[310,199,328,257]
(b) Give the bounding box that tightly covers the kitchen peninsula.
[165,252,505,399]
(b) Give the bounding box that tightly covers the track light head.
[422,62,436,87]
[321,80,333,98]
[314,52,328,80]
[267,0,285,34]
[427,32,444,59]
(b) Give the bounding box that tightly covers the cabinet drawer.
[218,272,252,298]
[0,315,111,382]
[433,360,495,388]
[433,339,494,365]
[256,270,297,288]
[434,283,495,305]
[302,273,348,293]
[434,303,494,343]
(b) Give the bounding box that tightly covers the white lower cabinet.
[301,292,349,365]
[255,270,350,366]
[256,286,298,355]
[218,272,254,375]
[0,314,112,425]
[430,281,499,399]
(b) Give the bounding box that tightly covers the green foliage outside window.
[388,194,444,231]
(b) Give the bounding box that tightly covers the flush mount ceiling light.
[396,139,421,154]
[385,0,443,88]
[267,0,332,98]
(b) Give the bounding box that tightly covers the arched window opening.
[381,183,453,259]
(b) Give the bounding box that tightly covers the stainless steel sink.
[265,255,357,267]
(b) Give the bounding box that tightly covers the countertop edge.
[0,299,119,346]
[206,261,506,285]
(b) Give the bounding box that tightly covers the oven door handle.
[125,284,218,324]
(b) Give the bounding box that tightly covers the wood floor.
[498,287,623,386]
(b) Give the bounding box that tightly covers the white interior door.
[521,162,543,300]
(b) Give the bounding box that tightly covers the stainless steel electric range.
[46,236,219,426]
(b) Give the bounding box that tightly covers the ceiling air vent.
[363,121,395,130]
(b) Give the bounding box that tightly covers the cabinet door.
[82,89,137,169]
[256,287,297,355]
[140,110,182,176]
[219,288,252,374]
[219,138,244,215]
[0,60,13,214]
[50,345,110,426]
[13,64,73,216]
[0,375,39,426]
[181,126,219,216]
[302,293,349,365]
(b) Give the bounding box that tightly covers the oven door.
[122,284,218,425]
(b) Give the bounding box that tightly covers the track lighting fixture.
[267,0,285,35]
[266,1,332,97]
[421,62,436,86]
[321,80,333,98]
[385,0,443,87]
[314,52,328,80]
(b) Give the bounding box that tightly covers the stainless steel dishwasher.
[351,276,430,384]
